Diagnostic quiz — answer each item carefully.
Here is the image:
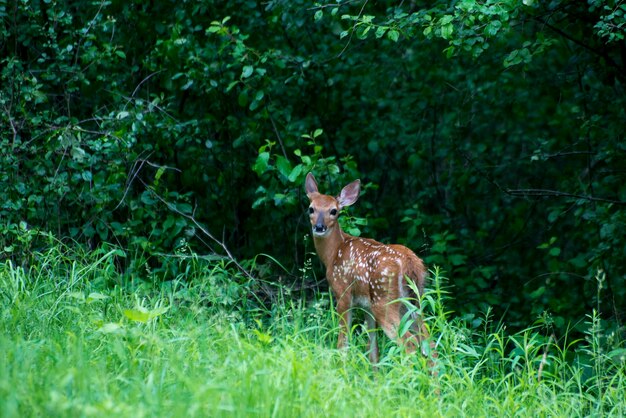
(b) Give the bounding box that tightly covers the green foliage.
[1,0,625,333]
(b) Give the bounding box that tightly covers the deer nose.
[313,224,327,233]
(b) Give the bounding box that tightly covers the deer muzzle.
[313,214,328,235]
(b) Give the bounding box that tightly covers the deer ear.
[305,173,319,197]
[337,179,360,209]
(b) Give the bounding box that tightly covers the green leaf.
[276,156,292,179]
[314,10,323,21]
[238,90,248,107]
[387,30,399,42]
[241,65,254,79]
[440,15,454,25]
[529,286,546,299]
[449,254,467,266]
[485,20,502,37]
[441,23,454,40]
[86,292,109,303]
[288,164,303,183]
[123,306,169,323]
[249,99,261,111]
[253,152,270,175]
[357,25,371,40]
[140,191,157,205]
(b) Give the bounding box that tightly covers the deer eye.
[330,208,338,216]
[308,207,314,214]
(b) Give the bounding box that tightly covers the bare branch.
[266,105,288,159]
[307,0,360,11]
[131,176,255,281]
[337,0,369,58]
[116,163,254,279]
[505,188,626,205]
[131,70,164,98]
[461,152,626,205]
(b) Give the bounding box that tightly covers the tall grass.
[0,243,624,417]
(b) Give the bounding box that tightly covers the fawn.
[305,172,433,364]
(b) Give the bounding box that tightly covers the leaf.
[313,128,323,138]
[249,99,261,111]
[155,165,166,183]
[140,190,157,205]
[440,15,454,25]
[485,20,502,37]
[238,90,248,107]
[608,348,626,361]
[449,253,467,266]
[387,30,399,42]
[207,24,221,33]
[123,306,169,323]
[314,10,323,21]
[67,292,85,301]
[529,286,546,299]
[375,26,387,39]
[288,164,303,183]
[357,25,371,40]
[226,81,239,92]
[441,23,454,40]
[241,65,254,79]
[86,292,110,303]
[275,156,292,179]
[253,152,270,175]
[163,215,176,230]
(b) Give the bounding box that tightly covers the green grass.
[1,243,624,417]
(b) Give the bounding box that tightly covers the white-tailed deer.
[305,172,433,364]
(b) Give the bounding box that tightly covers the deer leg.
[372,303,422,355]
[365,312,379,364]
[335,295,352,349]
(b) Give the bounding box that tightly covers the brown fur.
[305,173,434,364]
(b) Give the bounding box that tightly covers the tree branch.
[533,16,623,76]
[505,188,626,205]
[139,178,255,281]
[461,152,626,205]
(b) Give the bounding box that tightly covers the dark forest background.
[2,0,625,334]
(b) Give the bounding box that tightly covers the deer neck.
[313,225,346,269]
